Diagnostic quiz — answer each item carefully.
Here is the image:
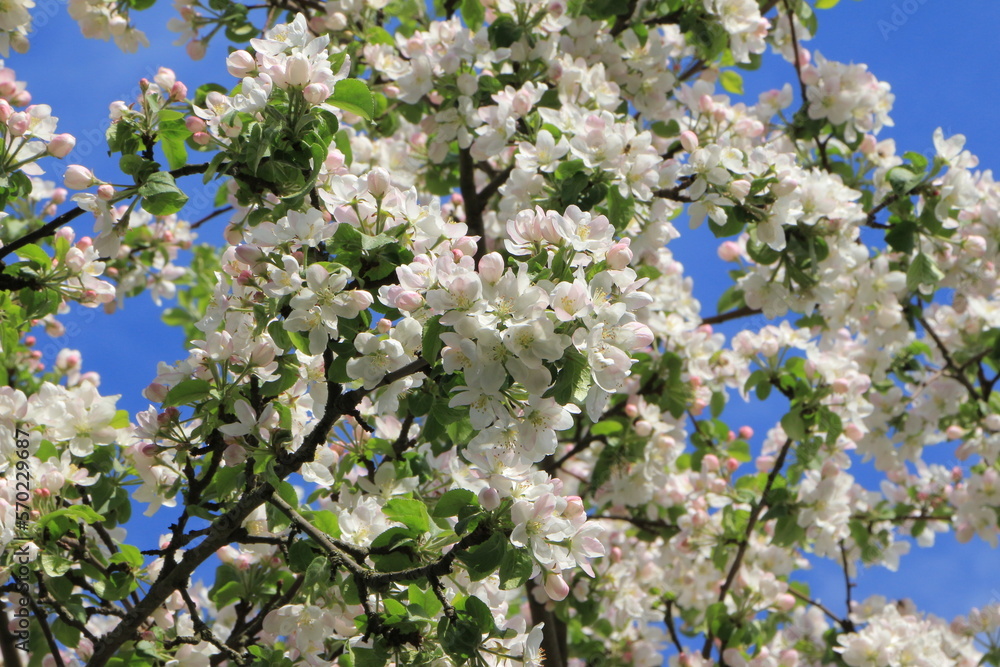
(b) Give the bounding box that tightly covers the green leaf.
[497,547,533,590]
[432,488,478,518]
[334,129,353,166]
[383,498,431,533]
[487,15,521,48]
[329,79,375,121]
[781,409,807,441]
[161,307,195,328]
[37,505,104,530]
[719,70,744,95]
[163,379,213,407]
[554,159,585,181]
[885,219,917,254]
[606,185,634,231]
[460,0,485,30]
[590,420,623,436]
[304,556,331,591]
[422,315,444,363]
[98,410,126,432]
[815,0,839,7]
[456,531,507,580]
[886,166,924,196]
[14,243,49,266]
[545,347,591,406]
[906,253,943,293]
[41,553,73,577]
[139,171,189,216]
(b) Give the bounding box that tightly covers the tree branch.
[918,314,981,400]
[702,437,793,659]
[88,360,343,666]
[0,162,212,263]
[0,603,22,667]
[701,305,762,326]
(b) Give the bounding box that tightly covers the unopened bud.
[366,167,391,199]
[679,130,699,152]
[186,40,207,61]
[302,82,330,105]
[478,487,501,510]
[7,111,28,136]
[607,239,633,269]
[227,50,256,77]
[47,133,75,158]
[64,165,96,190]
[477,252,504,283]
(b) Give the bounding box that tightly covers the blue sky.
[13,0,1000,635]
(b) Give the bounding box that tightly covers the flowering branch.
[702,437,794,659]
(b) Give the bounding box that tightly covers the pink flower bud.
[859,134,877,154]
[185,116,206,133]
[395,290,423,312]
[729,179,751,200]
[284,53,311,88]
[64,165,96,190]
[779,648,799,667]
[478,487,501,510]
[679,130,699,152]
[143,382,169,402]
[170,81,188,101]
[186,40,207,61]
[367,167,391,199]
[234,244,264,266]
[717,240,741,262]
[772,178,798,197]
[702,454,719,473]
[946,424,965,440]
[97,184,115,200]
[227,50,255,77]
[756,455,775,473]
[192,132,211,146]
[843,422,864,441]
[108,101,129,121]
[831,378,850,394]
[7,111,28,136]
[775,593,796,612]
[634,420,652,436]
[543,572,569,601]
[0,99,11,121]
[726,457,740,473]
[607,239,633,269]
[477,252,504,283]
[738,425,753,439]
[964,235,987,258]
[563,496,585,519]
[46,133,75,158]
[224,443,248,466]
[302,82,330,105]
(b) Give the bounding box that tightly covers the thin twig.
[839,540,855,628]
[702,437,794,659]
[786,587,852,632]
[701,305,762,326]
